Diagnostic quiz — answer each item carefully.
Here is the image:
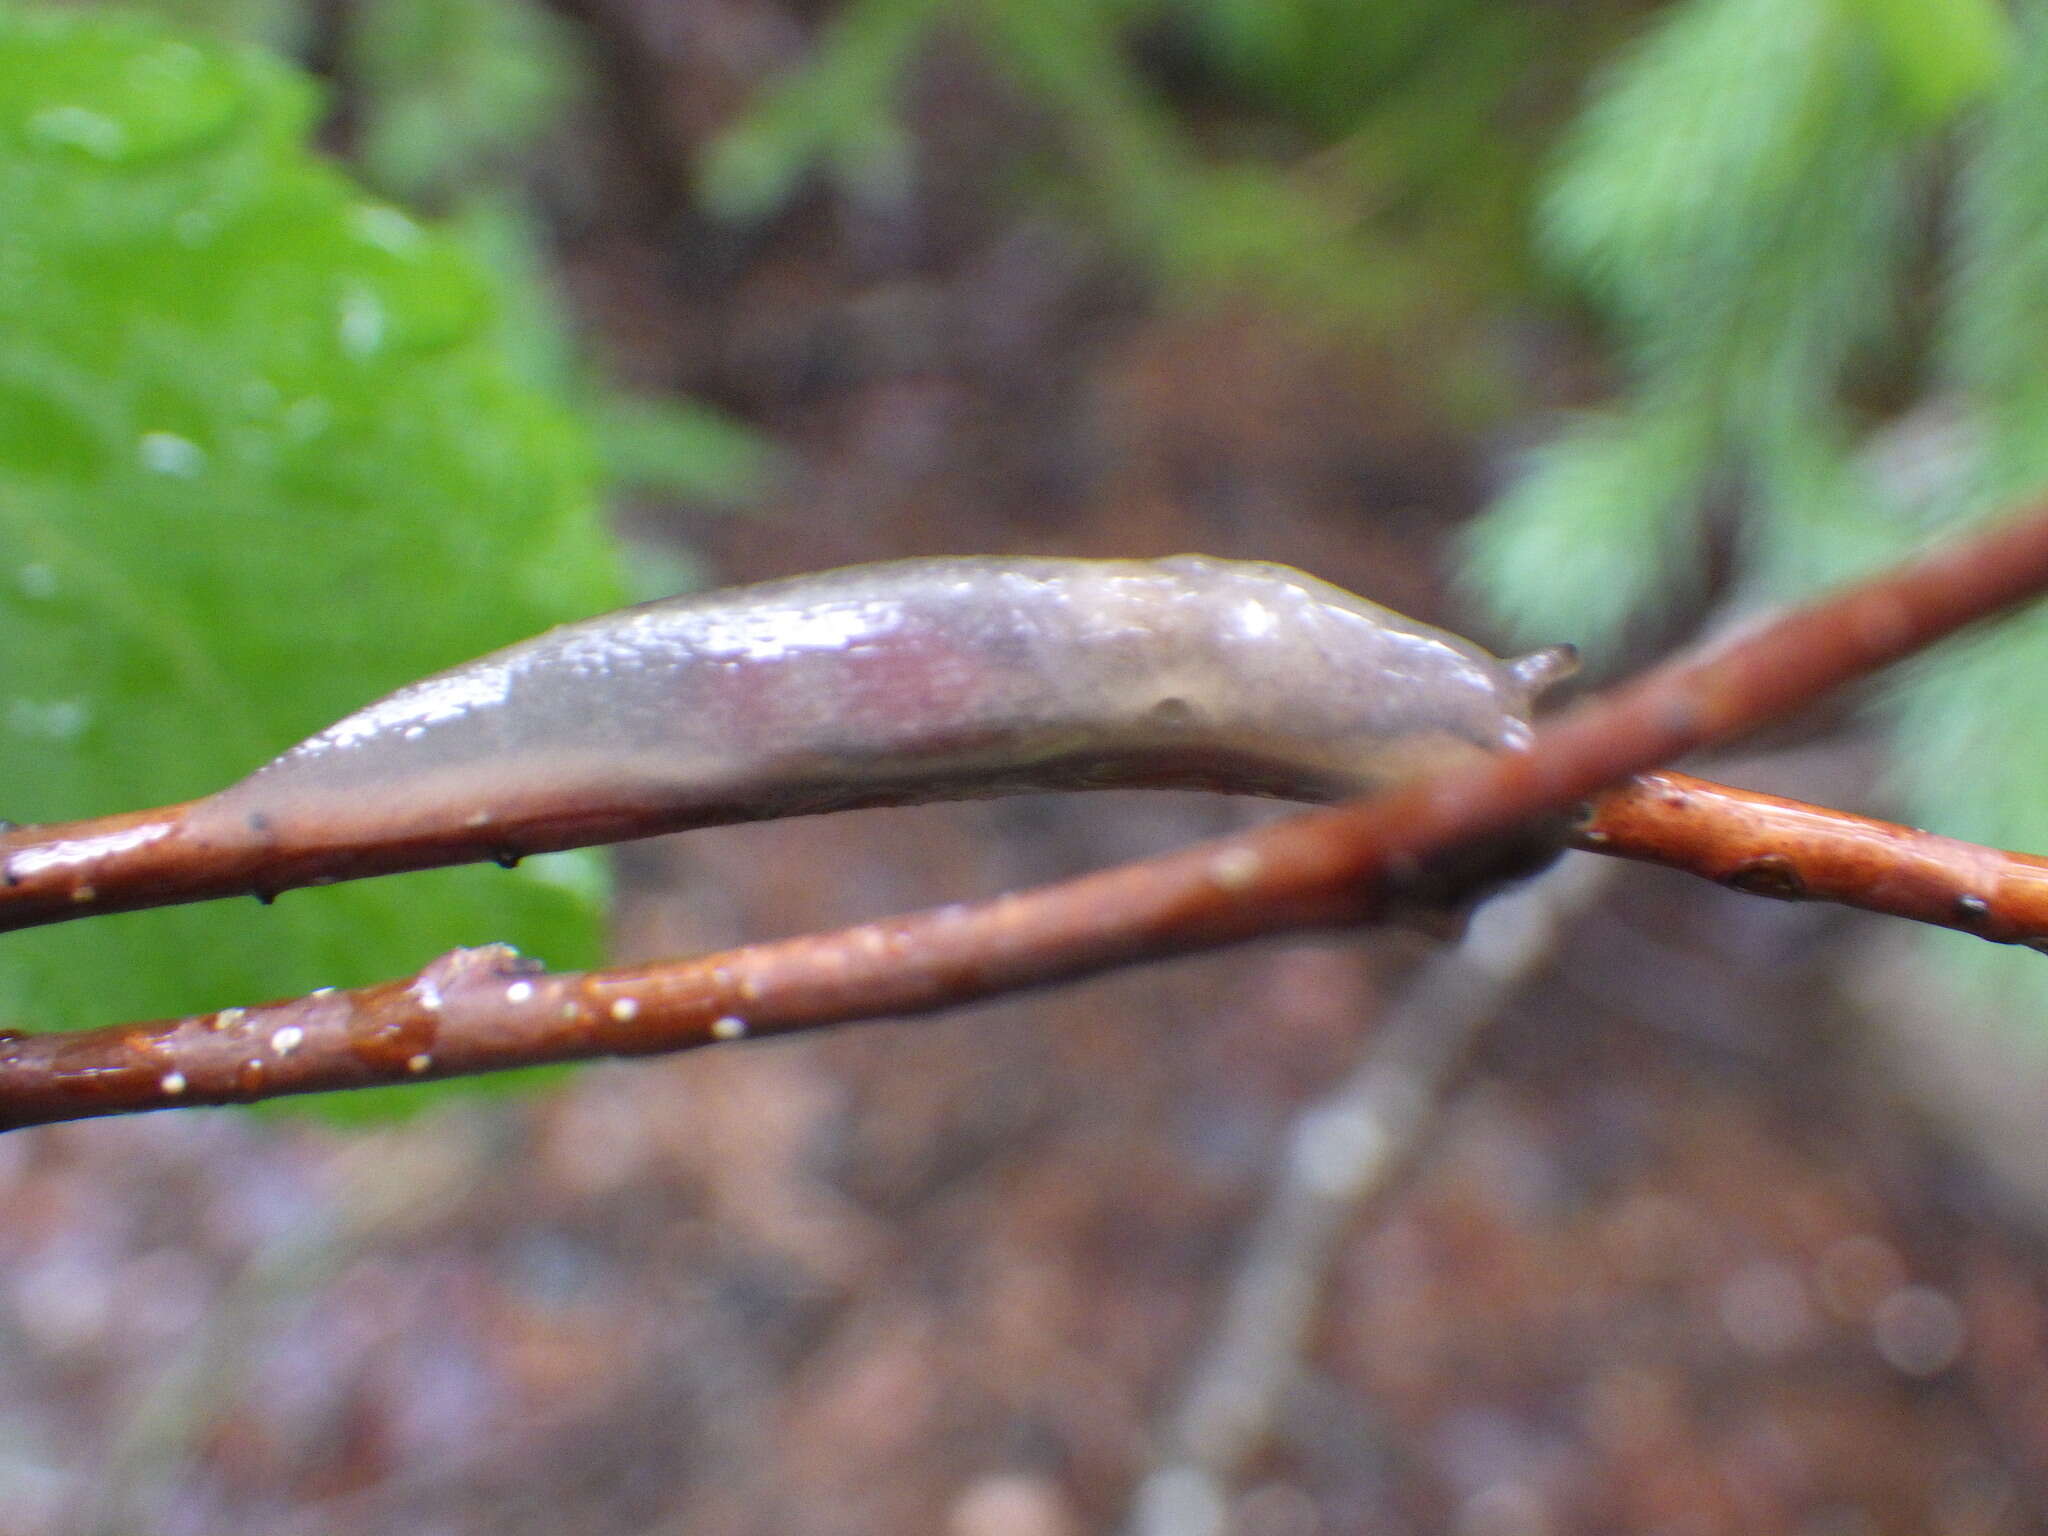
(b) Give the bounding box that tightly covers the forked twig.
[6,503,2048,1127]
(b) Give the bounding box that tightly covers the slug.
[186,555,1577,850]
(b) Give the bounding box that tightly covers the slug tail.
[1510,643,1579,699]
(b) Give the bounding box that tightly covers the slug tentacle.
[187,556,1573,849]
[1510,644,1580,696]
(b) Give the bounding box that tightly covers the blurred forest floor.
[9,4,2048,1534]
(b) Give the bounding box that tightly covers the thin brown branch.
[5,501,2048,937]
[7,503,2048,1128]
[1578,771,2048,947]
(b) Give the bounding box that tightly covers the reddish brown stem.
[7,504,2048,1128]
[6,503,2048,935]
[1579,771,2048,946]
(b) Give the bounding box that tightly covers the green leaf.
[1477,0,1920,655]
[1461,406,1712,658]
[112,0,311,55]
[595,395,778,504]
[0,6,251,166]
[1543,0,1912,418]
[1841,0,2012,121]
[1945,3,2048,509]
[697,0,942,220]
[1743,416,1921,597]
[348,0,585,201]
[0,9,622,1072]
[1170,0,1501,138]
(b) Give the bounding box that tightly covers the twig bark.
[6,505,2048,938]
[1577,771,2048,946]
[6,503,2048,1127]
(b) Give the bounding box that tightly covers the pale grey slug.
[185,555,1576,850]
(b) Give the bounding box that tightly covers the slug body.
[190,557,1575,848]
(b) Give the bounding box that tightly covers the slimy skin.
[188,556,1576,848]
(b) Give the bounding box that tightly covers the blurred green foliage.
[700,0,1605,357]
[342,0,777,502]
[0,6,629,1116]
[1469,0,1923,640]
[348,0,583,203]
[1465,0,2048,1016]
[136,0,777,504]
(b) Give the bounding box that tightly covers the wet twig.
[1578,771,2048,946]
[7,504,2048,1126]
